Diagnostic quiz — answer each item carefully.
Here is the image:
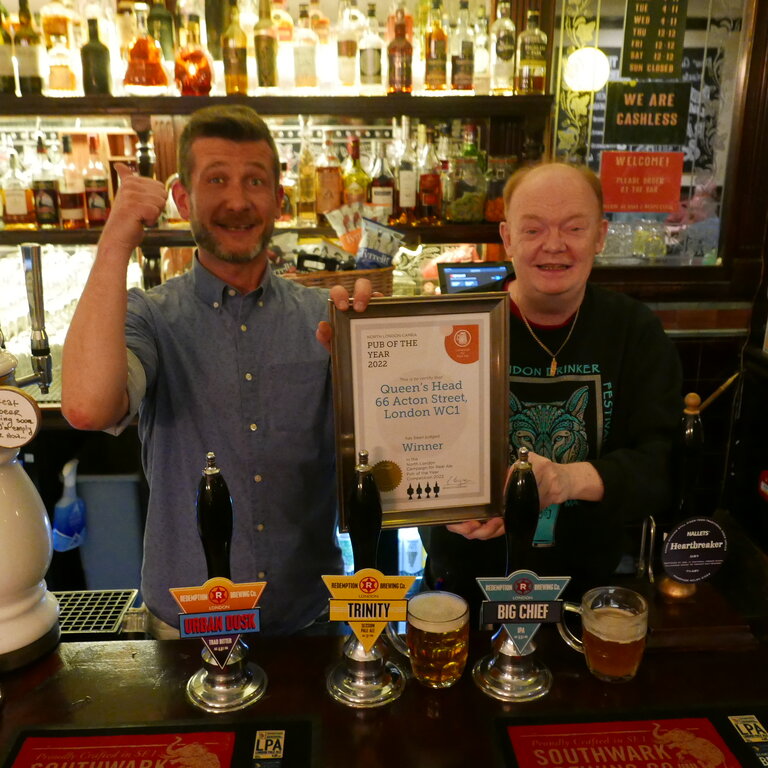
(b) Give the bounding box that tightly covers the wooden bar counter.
[2,625,768,767]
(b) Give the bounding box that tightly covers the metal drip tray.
[53,589,139,636]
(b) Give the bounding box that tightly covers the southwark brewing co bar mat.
[497,711,768,768]
[2,720,314,768]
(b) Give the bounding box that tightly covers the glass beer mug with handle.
[558,585,648,683]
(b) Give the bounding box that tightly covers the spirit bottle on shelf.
[367,139,395,221]
[147,0,176,63]
[315,130,343,226]
[308,0,330,44]
[277,159,297,225]
[123,2,169,94]
[450,0,474,91]
[393,116,418,226]
[473,3,490,88]
[296,126,317,226]
[271,0,294,42]
[80,17,112,94]
[47,34,80,94]
[336,0,358,88]
[423,0,447,91]
[254,0,278,87]
[387,6,412,94]
[205,0,226,60]
[59,135,87,231]
[116,0,138,60]
[39,0,77,50]
[343,135,371,205]
[1,151,37,231]
[293,3,318,88]
[0,12,14,95]
[386,0,412,43]
[83,135,111,228]
[490,0,515,94]
[417,124,442,224]
[175,12,214,95]
[515,8,547,95]
[14,0,46,95]
[358,2,384,94]
[222,0,248,94]
[31,136,62,230]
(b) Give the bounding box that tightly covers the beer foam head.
[408,591,468,633]
[583,606,647,643]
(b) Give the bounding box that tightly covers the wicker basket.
[280,266,394,296]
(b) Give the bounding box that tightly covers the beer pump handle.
[196,452,233,579]
[132,115,162,289]
[678,392,704,521]
[347,450,383,572]
[19,243,52,394]
[503,447,540,575]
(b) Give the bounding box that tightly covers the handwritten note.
[0,387,41,449]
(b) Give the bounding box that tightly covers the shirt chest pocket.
[262,360,331,434]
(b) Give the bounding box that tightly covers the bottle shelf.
[0,223,503,248]
[0,93,552,120]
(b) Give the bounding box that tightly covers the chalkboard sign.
[621,0,688,79]
[0,387,41,449]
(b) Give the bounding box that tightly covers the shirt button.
[245,372,253,381]
[212,301,220,309]
[257,571,266,579]
[258,300,264,307]
[256,523,265,532]
[253,474,262,483]
[228,288,236,297]
[240,324,247,332]
[249,423,258,431]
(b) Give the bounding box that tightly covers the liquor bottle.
[175,13,214,95]
[205,0,226,60]
[0,12,14,95]
[387,6,412,94]
[386,0,413,43]
[271,0,294,42]
[277,159,297,225]
[253,0,278,87]
[14,0,46,95]
[490,0,515,94]
[1,151,37,231]
[222,0,248,94]
[515,8,547,95]
[423,0,447,91]
[346,450,382,571]
[393,116,418,225]
[367,139,395,220]
[83,135,111,228]
[123,2,169,94]
[80,17,112,94]
[147,0,176,62]
[473,3,490,83]
[308,0,330,44]
[504,446,541,571]
[116,0,138,60]
[296,127,317,226]
[59,134,87,230]
[336,0,358,88]
[343,135,371,205]
[293,3,318,88]
[196,452,233,579]
[31,136,61,229]
[461,122,480,161]
[450,0,474,91]
[315,130,343,226]
[47,34,79,93]
[417,124,441,224]
[39,0,77,50]
[358,2,384,93]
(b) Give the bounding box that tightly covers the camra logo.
[253,729,285,759]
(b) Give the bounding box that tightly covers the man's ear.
[500,220,513,255]
[171,177,191,220]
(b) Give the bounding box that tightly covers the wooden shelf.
[0,223,503,248]
[0,93,553,120]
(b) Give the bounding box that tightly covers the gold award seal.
[372,460,402,492]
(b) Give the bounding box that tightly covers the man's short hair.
[503,162,604,217]
[177,105,280,189]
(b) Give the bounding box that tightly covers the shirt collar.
[192,252,272,308]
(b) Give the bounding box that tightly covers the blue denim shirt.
[124,258,342,634]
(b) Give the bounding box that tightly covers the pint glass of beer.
[406,591,469,689]
[580,586,648,683]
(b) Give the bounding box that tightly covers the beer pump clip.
[323,450,413,708]
[0,243,60,677]
[472,447,570,702]
[171,452,267,713]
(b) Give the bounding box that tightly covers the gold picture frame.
[331,293,510,530]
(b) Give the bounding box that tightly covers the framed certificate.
[331,293,509,530]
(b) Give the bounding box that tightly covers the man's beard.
[190,217,274,264]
